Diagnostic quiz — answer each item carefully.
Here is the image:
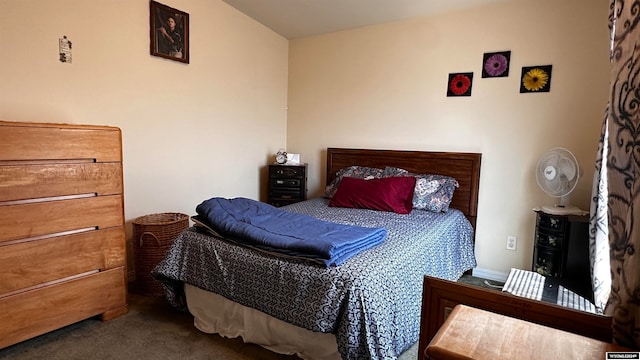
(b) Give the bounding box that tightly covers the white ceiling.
[222,0,517,39]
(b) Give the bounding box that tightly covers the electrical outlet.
[506,235,517,251]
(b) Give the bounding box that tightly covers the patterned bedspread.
[152,198,476,360]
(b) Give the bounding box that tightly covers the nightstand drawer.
[535,230,564,250]
[270,189,301,199]
[269,199,300,207]
[536,213,567,233]
[272,178,301,187]
[533,246,563,277]
[270,166,305,177]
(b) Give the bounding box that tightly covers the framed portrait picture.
[150,1,189,64]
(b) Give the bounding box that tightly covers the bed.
[153,148,482,360]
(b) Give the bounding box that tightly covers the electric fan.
[535,147,587,215]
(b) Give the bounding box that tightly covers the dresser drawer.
[0,267,127,349]
[0,227,125,294]
[0,122,121,162]
[0,162,122,202]
[0,195,124,244]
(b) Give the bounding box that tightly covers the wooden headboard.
[326,148,482,231]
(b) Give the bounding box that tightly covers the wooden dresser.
[0,121,128,349]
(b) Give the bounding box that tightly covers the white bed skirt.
[184,284,341,360]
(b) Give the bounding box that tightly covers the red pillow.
[329,176,416,214]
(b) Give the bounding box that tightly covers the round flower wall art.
[482,51,511,78]
[447,72,473,97]
[520,65,552,93]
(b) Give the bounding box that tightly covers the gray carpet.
[0,292,302,360]
[0,275,501,360]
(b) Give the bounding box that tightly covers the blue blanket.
[195,197,387,266]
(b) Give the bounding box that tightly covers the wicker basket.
[133,212,189,297]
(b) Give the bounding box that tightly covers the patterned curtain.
[606,0,640,348]
[589,112,610,315]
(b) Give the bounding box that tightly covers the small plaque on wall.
[59,35,72,63]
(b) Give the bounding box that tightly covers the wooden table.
[425,304,634,360]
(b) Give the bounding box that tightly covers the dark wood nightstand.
[268,163,307,207]
[532,210,591,300]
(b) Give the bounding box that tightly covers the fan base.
[541,204,588,216]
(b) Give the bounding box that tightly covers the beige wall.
[0,2,288,223]
[0,0,610,280]
[287,0,610,279]
[0,0,288,277]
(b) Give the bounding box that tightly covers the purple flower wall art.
[482,51,511,78]
[447,72,473,97]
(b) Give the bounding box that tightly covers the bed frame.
[417,276,613,360]
[326,148,482,232]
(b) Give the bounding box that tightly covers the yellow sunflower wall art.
[520,65,552,93]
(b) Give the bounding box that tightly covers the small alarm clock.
[275,149,287,164]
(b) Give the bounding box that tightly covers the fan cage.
[535,147,580,198]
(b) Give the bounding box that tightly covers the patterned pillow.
[325,166,385,198]
[383,166,411,177]
[383,167,459,212]
[412,174,459,212]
